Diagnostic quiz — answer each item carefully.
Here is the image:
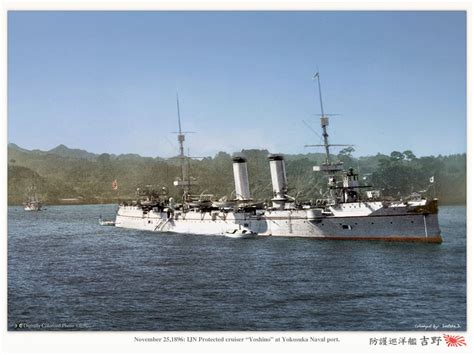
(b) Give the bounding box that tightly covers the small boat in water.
[23,200,42,211]
[23,185,42,211]
[99,217,116,226]
[223,229,257,239]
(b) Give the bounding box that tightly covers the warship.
[114,76,442,243]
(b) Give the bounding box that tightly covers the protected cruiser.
[114,75,441,243]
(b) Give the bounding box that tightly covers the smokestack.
[268,154,288,208]
[232,157,251,201]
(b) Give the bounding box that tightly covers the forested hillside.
[7,144,466,205]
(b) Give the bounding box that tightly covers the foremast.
[307,72,359,203]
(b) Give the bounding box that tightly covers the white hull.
[115,201,441,243]
[24,202,41,211]
[99,220,115,226]
[224,229,257,239]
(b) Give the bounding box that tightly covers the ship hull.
[23,202,42,211]
[115,203,442,243]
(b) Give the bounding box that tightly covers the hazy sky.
[8,11,466,158]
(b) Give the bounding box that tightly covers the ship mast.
[306,72,349,173]
[314,72,331,164]
[176,93,187,184]
[173,93,198,200]
[307,72,361,204]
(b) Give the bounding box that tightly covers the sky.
[8,11,466,158]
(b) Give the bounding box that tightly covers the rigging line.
[313,71,324,117]
[302,120,323,141]
[164,136,177,150]
[176,92,182,135]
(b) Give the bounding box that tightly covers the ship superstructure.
[115,79,442,243]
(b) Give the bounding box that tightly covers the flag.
[430,176,435,183]
[112,179,118,190]
[443,334,466,347]
[312,72,319,80]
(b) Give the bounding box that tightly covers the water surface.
[8,204,466,331]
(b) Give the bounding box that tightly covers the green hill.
[7,144,466,205]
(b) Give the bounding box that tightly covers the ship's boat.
[223,229,258,239]
[99,218,116,226]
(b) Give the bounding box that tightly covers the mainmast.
[176,94,187,183]
[173,93,197,199]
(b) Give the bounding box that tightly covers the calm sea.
[8,205,466,331]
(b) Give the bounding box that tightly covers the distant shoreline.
[8,144,466,208]
[7,198,129,207]
[7,200,466,207]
